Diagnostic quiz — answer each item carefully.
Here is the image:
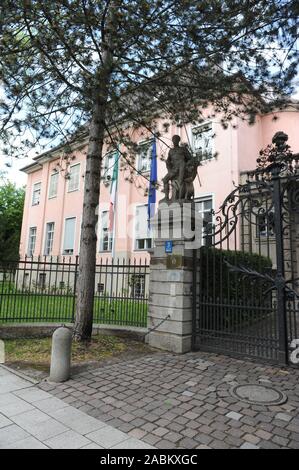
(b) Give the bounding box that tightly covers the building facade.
[19,106,299,263]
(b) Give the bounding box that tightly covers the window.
[256,211,275,237]
[131,274,145,299]
[103,152,117,181]
[48,172,59,198]
[195,196,213,246]
[68,163,80,192]
[44,222,55,255]
[63,217,76,255]
[192,123,213,161]
[38,273,46,289]
[137,140,153,173]
[99,211,113,252]
[32,182,41,206]
[97,283,105,294]
[22,273,29,288]
[27,227,37,257]
[134,205,153,250]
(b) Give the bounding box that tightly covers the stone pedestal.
[146,202,201,353]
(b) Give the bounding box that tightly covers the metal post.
[191,247,197,350]
[272,172,288,365]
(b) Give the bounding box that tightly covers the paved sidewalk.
[0,366,154,449]
[38,351,299,449]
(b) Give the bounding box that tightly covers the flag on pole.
[109,152,119,232]
[147,139,157,228]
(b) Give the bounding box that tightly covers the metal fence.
[0,257,149,327]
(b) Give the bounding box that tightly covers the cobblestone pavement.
[38,351,299,449]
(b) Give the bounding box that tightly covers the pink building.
[19,105,299,262]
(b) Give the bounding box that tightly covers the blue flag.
[148,138,157,229]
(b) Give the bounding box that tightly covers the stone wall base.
[146,331,192,354]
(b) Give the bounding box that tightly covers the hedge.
[199,246,273,329]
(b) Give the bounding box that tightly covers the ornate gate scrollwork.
[195,132,299,365]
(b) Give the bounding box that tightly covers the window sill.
[197,156,215,165]
[254,237,276,243]
[67,188,79,193]
[133,248,152,252]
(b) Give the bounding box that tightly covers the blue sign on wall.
[165,240,173,253]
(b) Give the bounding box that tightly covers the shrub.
[199,246,273,329]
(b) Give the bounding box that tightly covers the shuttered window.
[68,163,80,192]
[49,172,59,198]
[63,217,76,255]
[44,222,55,255]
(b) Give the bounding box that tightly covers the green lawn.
[0,290,148,327]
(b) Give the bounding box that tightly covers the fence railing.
[0,257,149,327]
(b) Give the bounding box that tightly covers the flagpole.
[111,152,119,260]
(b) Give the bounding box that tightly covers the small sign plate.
[166,255,182,269]
[165,241,173,253]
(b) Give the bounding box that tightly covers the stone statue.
[162,135,199,202]
[181,158,199,200]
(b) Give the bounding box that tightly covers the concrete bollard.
[49,326,72,383]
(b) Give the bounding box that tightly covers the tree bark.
[73,9,115,341]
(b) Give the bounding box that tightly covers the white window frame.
[191,122,214,162]
[131,274,146,299]
[67,163,80,192]
[62,217,76,255]
[44,221,55,256]
[48,172,59,199]
[134,204,153,251]
[27,226,37,257]
[32,182,41,206]
[194,194,214,246]
[103,151,117,182]
[137,139,153,174]
[99,210,113,252]
[256,210,275,238]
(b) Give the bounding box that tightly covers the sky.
[0,156,30,187]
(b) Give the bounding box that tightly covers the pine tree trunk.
[73,10,115,341]
[72,95,107,341]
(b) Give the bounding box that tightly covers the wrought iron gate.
[193,132,299,366]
